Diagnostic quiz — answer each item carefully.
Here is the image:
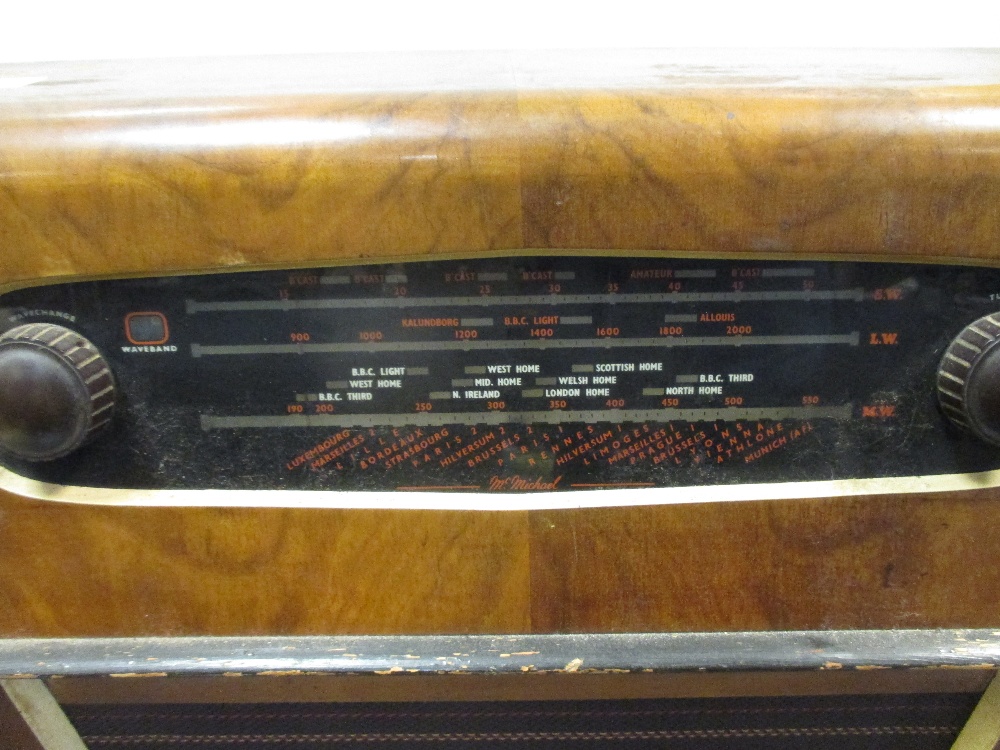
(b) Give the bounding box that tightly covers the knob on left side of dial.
[0,323,116,461]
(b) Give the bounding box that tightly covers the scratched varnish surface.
[1,51,1000,636]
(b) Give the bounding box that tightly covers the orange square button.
[125,312,169,345]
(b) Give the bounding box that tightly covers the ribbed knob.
[0,323,116,461]
[937,313,1000,446]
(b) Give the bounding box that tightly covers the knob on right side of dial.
[938,313,1000,446]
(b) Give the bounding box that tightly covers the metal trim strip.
[1,630,998,679]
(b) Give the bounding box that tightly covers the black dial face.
[0,255,998,495]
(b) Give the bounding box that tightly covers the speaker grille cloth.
[64,693,976,749]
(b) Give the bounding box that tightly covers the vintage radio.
[2,50,1000,748]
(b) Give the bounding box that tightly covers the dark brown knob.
[938,313,1000,446]
[0,324,115,461]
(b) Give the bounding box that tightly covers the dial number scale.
[0,256,998,495]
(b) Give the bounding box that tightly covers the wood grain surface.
[1,52,1000,637]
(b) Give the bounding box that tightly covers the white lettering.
[120,345,179,353]
[595,363,635,372]
[664,386,695,395]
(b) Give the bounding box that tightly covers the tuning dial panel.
[0,324,116,461]
[3,255,1000,499]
